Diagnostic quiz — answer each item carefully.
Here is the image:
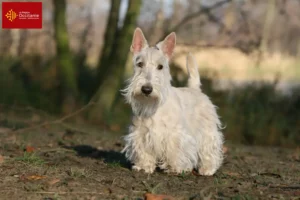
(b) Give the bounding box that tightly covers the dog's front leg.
[131,152,156,174]
[122,130,156,174]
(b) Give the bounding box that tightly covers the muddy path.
[0,122,299,200]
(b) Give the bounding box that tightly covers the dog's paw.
[132,165,142,171]
[164,167,192,175]
[132,165,155,174]
[198,167,216,176]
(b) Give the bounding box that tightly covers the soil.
[0,119,299,200]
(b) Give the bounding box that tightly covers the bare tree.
[94,0,121,92]
[53,0,78,114]
[88,0,142,123]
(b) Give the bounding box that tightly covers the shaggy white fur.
[121,28,224,176]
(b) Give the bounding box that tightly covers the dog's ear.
[157,32,176,59]
[131,28,148,54]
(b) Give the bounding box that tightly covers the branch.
[166,0,232,35]
[176,42,235,49]
[10,101,95,134]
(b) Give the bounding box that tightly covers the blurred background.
[0,0,299,147]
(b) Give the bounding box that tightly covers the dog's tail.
[186,52,201,89]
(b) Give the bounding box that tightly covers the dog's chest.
[135,110,183,156]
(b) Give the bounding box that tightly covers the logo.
[2,2,42,29]
[5,9,17,22]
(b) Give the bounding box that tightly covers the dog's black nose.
[141,85,153,95]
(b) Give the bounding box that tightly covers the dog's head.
[122,28,176,117]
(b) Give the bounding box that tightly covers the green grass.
[107,161,122,168]
[231,195,255,200]
[15,152,45,166]
[142,181,163,194]
[67,167,92,178]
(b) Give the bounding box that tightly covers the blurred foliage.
[0,56,59,113]
[214,83,300,147]
[1,56,299,147]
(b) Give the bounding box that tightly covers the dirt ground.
[0,118,299,200]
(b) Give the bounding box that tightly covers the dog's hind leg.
[197,128,224,176]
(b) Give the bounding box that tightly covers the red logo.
[2,2,42,29]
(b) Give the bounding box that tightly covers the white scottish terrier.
[121,28,224,176]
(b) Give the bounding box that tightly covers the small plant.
[180,170,186,177]
[67,167,91,178]
[15,152,45,165]
[142,181,162,194]
[214,177,224,185]
[107,161,121,168]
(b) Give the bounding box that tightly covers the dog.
[121,28,224,176]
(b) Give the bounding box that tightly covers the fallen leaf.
[0,155,4,164]
[144,193,175,200]
[28,175,46,180]
[26,146,35,153]
[20,175,47,181]
[48,178,60,186]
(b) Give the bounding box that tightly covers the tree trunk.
[93,0,121,94]
[53,0,78,114]
[9,29,20,57]
[88,0,142,123]
[256,0,276,67]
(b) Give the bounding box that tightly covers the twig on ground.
[32,191,105,195]
[269,185,300,190]
[10,101,95,134]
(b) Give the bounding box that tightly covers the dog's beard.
[130,93,161,118]
[121,76,170,118]
[121,86,167,118]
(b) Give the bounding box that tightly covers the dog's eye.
[157,64,163,70]
[137,62,144,68]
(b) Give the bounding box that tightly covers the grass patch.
[142,181,163,194]
[231,194,255,200]
[106,161,122,168]
[15,152,45,166]
[66,167,92,178]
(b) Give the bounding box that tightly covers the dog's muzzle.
[141,85,153,95]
